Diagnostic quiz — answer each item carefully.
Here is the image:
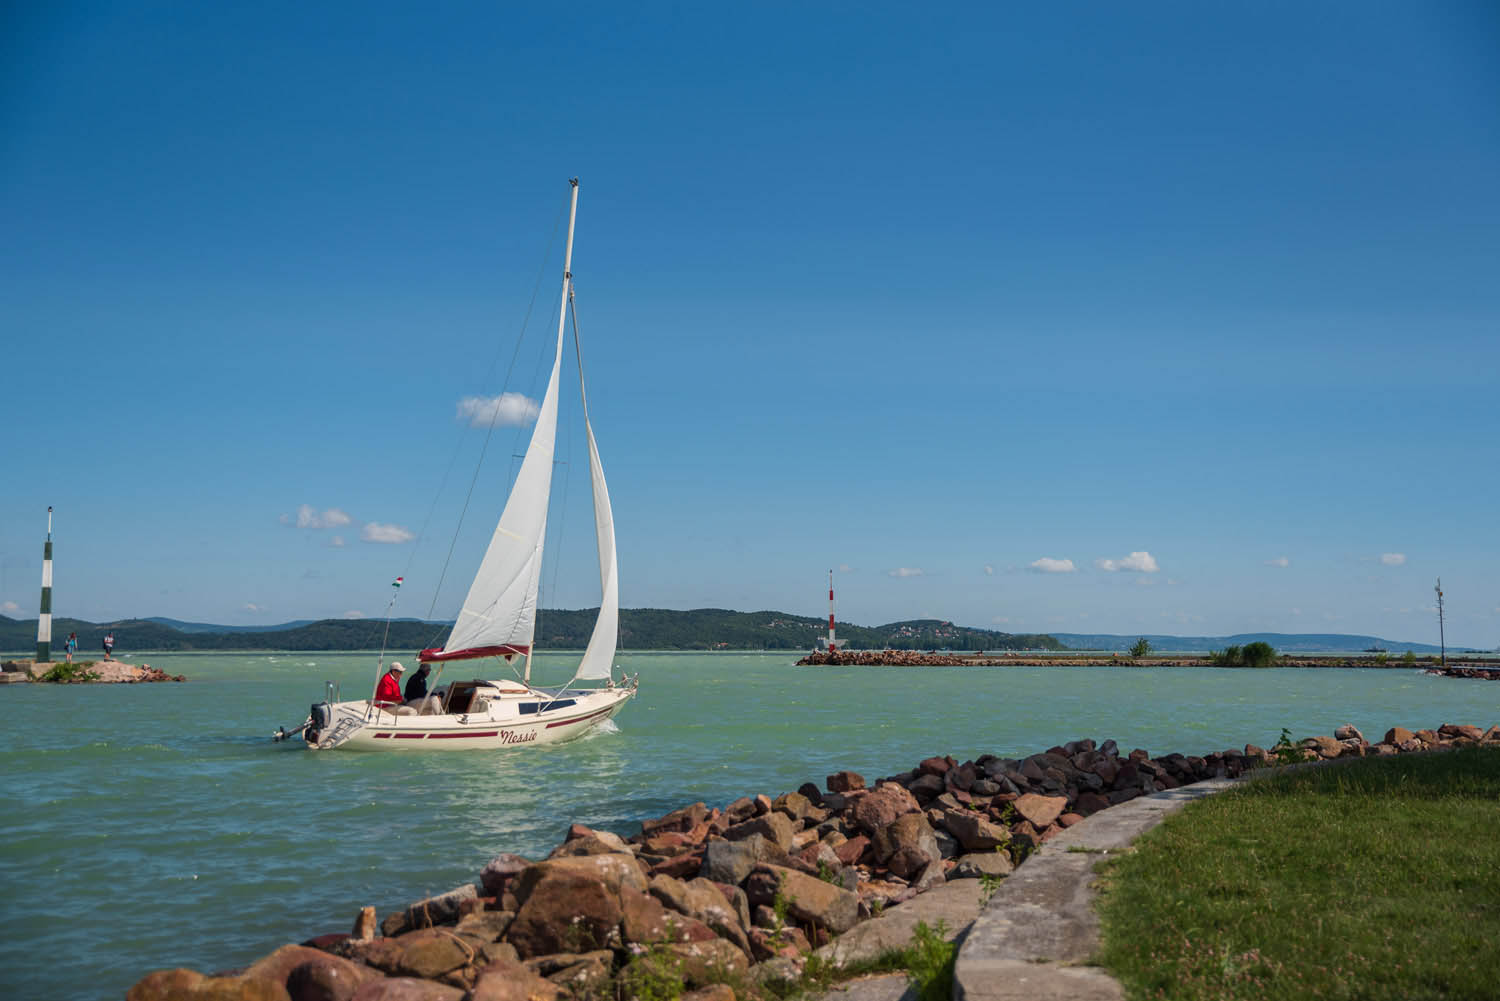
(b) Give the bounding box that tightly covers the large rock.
[479,854,533,897]
[127,969,287,1001]
[1440,723,1484,741]
[1011,793,1067,829]
[648,940,750,989]
[848,783,920,835]
[743,864,859,935]
[380,885,478,937]
[871,814,940,880]
[941,809,1009,852]
[724,812,795,852]
[951,851,1015,880]
[286,956,383,1001]
[1384,726,1415,745]
[641,803,709,838]
[1300,735,1342,759]
[621,887,685,945]
[239,946,380,1001]
[826,770,865,793]
[700,834,768,884]
[1333,723,1365,742]
[653,876,751,957]
[389,929,471,980]
[511,854,647,906]
[348,978,464,1001]
[468,961,562,1001]
[548,830,631,858]
[506,871,623,957]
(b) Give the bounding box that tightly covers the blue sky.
[2,3,1497,647]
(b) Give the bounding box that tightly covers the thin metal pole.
[1435,578,1446,669]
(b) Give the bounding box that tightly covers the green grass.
[1094,746,1500,1000]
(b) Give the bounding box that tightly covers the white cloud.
[342,610,365,619]
[1265,556,1290,568]
[1029,557,1077,574]
[329,535,346,548]
[1095,551,1159,573]
[362,522,415,544]
[457,393,541,428]
[1380,552,1406,566]
[244,603,265,612]
[283,505,352,530]
[983,564,995,576]
[1,600,19,614]
[888,567,925,578]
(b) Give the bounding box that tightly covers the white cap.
[391,661,405,672]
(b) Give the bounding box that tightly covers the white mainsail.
[427,182,579,663]
[435,329,563,660]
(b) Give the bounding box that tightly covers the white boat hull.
[296,680,637,751]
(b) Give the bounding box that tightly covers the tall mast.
[37,507,53,664]
[528,178,580,684]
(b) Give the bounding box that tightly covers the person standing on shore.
[65,632,77,663]
[103,632,115,660]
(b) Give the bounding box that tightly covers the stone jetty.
[1427,665,1500,681]
[798,649,1493,669]
[1,659,185,683]
[127,721,1500,1001]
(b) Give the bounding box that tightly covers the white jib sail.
[442,293,567,658]
[574,410,618,681]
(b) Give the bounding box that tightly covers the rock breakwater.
[1,659,185,683]
[127,721,1500,1001]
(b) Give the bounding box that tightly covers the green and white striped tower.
[37,506,53,664]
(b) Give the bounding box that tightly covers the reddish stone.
[918,756,952,777]
[826,770,866,793]
[650,851,704,879]
[1012,793,1067,829]
[834,835,870,866]
[1073,792,1110,815]
[1057,813,1084,828]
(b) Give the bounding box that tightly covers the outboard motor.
[305,701,333,745]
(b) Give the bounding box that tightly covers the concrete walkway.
[952,778,1239,1001]
[813,777,1239,1001]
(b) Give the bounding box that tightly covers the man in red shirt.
[375,662,406,710]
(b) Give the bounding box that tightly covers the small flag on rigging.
[392,576,403,588]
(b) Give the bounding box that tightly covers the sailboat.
[277,179,637,751]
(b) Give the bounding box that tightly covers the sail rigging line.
[366,581,403,722]
[420,193,570,650]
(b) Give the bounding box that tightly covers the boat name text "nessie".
[500,730,537,745]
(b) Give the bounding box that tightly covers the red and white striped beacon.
[827,569,837,651]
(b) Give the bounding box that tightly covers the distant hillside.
[1,611,1061,654]
[145,616,320,634]
[1051,631,1457,654]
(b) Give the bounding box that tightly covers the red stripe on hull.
[419,644,530,663]
[394,733,426,739]
[545,704,616,729]
[427,731,500,739]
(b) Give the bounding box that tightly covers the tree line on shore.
[0,609,1064,654]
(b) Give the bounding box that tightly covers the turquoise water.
[1,651,1495,1000]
